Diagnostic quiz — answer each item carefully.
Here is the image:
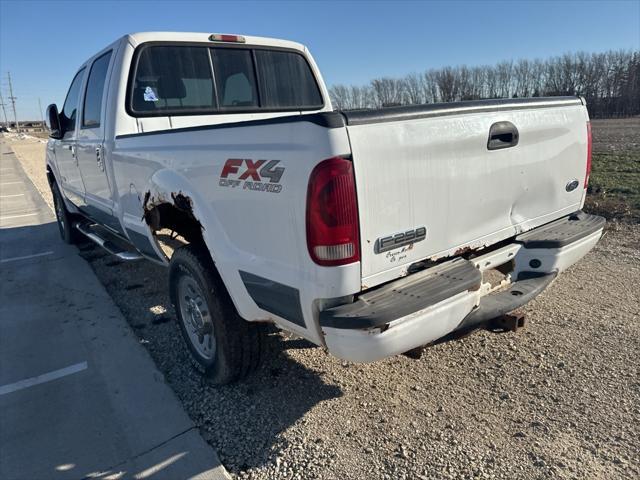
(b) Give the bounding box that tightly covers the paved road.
[0,139,229,480]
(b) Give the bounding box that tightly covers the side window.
[131,46,215,114]
[210,49,259,109]
[61,68,86,134]
[83,51,112,128]
[254,50,323,109]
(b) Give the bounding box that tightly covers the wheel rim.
[54,191,66,235]
[177,274,216,361]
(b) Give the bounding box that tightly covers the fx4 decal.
[219,159,284,193]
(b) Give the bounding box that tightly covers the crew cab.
[45,32,604,384]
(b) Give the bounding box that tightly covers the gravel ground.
[8,129,639,480]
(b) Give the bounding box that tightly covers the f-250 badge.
[375,226,427,254]
[219,159,284,193]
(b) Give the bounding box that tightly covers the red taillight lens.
[585,121,592,189]
[306,157,360,266]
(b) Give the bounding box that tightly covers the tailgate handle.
[487,121,519,150]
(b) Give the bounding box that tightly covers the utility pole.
[0,93,8,127]
[38,97,44,129]
[6,72,19,133]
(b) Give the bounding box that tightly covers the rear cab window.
[128,43,323,116]
[131,46,215,114]
[211,48,259,109]
[254,50,323,108]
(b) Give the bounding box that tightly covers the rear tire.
[51,181,80,244]
[169,243,264,384]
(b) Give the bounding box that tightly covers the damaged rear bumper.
[320,211,604,362]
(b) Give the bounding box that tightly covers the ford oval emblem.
[566,179,580,192]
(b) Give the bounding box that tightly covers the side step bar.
[75,223,144,261]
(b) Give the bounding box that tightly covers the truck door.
[75,50,121,233]
[55,67,86,207]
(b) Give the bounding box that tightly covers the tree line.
[329,50,639,118]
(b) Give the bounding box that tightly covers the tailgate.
[345,98,590,288]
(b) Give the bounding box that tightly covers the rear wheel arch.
[143,197,247,317]
[143,199,206,248]
[141,171,215,254]
[141,171,257,323]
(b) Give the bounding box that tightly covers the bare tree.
[422,70,440,103]
[435,67,458,102]
[403,73,423,104]
[329,49,639,117]
[371,77,405,107]
[351,85,376,109]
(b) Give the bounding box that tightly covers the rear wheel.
[51,181,80,244]
[169,243,264,384]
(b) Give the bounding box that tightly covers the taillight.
[585,121,592,189]
[306,157,360,266]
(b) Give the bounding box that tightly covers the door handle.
[487,121,519,150]
[96,146,104,172]
[67,144,77,166]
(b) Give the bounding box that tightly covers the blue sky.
[1,0,638,120]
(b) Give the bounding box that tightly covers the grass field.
[585,118,640,222]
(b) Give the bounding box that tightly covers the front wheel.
[169,243,264,384]
[51,181,80,244]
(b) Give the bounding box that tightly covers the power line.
[6,72,19,133]
[38,97,44,128]
[0,93,8,127]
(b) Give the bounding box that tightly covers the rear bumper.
[321,211,604,362]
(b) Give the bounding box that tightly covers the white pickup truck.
[45,32,604,384]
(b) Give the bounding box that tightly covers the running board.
[75,223,144,261]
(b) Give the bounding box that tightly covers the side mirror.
[46,104,63,139]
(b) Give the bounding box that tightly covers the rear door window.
[254,50,323,109]
[131,46,215,114]
[83,51,112,127]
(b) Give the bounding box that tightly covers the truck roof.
[125,31,306,52]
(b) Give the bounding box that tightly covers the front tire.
[51,181,80,244]
[169,243,264,384]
